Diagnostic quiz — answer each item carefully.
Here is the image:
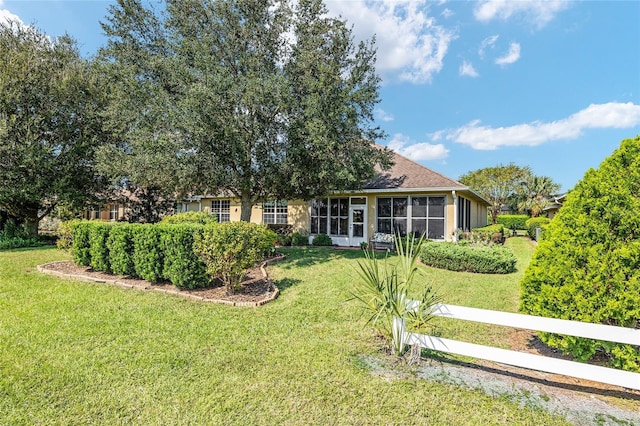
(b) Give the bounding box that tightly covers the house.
[175,151,490,245]
[543,193,567,219]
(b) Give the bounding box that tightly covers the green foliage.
[160,224,208,289]
[88,222,113,272]
[516,176,561,217]
[0,21,108,235]
[106,224,135,276]
[420,242,517,274]
[524,217,550,240]
[267,224,294,247]
[98,0,393,221]
[496,215,529,230]
[56,220,81,252]
[71,221,92,266]
[352,234,440,355]
[194,222,277,292]
[160,211,217,225]
[290,231,309,246]
[520,136,640,372]
[132,225,164,283]
[462,224,505,244]
[459,164,532,224]
[312,233,333,246]
[0,236,45,250]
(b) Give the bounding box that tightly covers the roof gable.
[366,150,465,190]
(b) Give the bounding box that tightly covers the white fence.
[396,303,640,391]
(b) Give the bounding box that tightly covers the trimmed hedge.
[460,224,504,244]
[290,232,308,246]
[64,220,276,291]
[420,242,517,274]
[160,211,218,225]
[496,214,529,230]
[520,136,640,372]
[524,217,550,240]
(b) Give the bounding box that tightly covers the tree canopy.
[98,0,393,221]
[459,164,532,224]
[0,21,107,235]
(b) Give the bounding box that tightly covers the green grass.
[0,241,572,425]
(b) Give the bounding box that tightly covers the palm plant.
[351,233,440,355]
[517,175,561,217]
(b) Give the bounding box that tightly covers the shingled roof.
[365,150,467,190]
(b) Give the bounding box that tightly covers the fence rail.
[397,303,640,391]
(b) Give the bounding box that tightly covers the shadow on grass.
[273,277,303,292]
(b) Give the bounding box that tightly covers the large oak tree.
[0,21,107,235]
[98,0,392,221]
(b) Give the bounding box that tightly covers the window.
[263,200,287,224]
[330,198,349,236]
[377,197,408,236]
[211,199,230,223]
[457,196,472,232]
[109,204,119,221]
[175,202,188,213]
[310,198,328,234]
[377,195,446,239]
[89,207,101,220]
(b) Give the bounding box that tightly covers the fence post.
[392,316,407,355]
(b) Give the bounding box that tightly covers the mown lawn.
[0,240,572,425]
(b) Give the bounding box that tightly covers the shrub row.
[459,224,504,244]
[496,214,529,230]
[420,241,517,274]
[524,217,550,240]
[65,219,277,291]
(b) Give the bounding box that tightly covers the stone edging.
[37,255,285,308]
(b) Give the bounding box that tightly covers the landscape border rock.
[37,254,285,307]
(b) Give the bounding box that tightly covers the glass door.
[349,197,367,247]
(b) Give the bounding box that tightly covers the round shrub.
[88,222,113,272]
[525,217,550,240]
[290,232,309,246]
[312,233,333,246]
[420,242,516,274]
[71,221,92,266]
[132,224,164,282]
[194,222,277,292]
[520,136,640,372]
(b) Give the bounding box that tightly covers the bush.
[520,136,640,372]
[56,220,81,252]
[71,221,92,266]
[194,222,277,292]
[160,223,209,289]
[160,211,218,225]
[312,233,333,246]
[460,224,504,244]
[89,222,113,272]
[420,242,516,274]
[267,224,293,247]
[0,236,45,250]
[106,224,136,276]
[496,214,529,231]
[525,217,550,240]
[290,231,309,246]
[132,224,164,282]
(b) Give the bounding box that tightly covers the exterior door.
[349,205,367,247]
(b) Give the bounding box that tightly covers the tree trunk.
[239,193,253,222]
[24,209,39,237]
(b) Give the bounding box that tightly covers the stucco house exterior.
[173,151,490,245]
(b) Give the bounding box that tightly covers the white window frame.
[262,200,288,224]
[211,199,231,223]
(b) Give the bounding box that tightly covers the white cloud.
[495,42,521,65]
[474,0,570,29]
[459,60,479,77]
[441,8,454,18]
[444,102,640,150]
[326,0,456,84]
[388,133,449,161]
[375,108,395,122]
[478,34,499,58]
[0,6,24,27]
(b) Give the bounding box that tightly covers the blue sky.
[2,0,639,192]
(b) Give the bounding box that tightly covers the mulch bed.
[37,255,284,307]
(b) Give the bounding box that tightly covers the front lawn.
[0,242,571,425]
